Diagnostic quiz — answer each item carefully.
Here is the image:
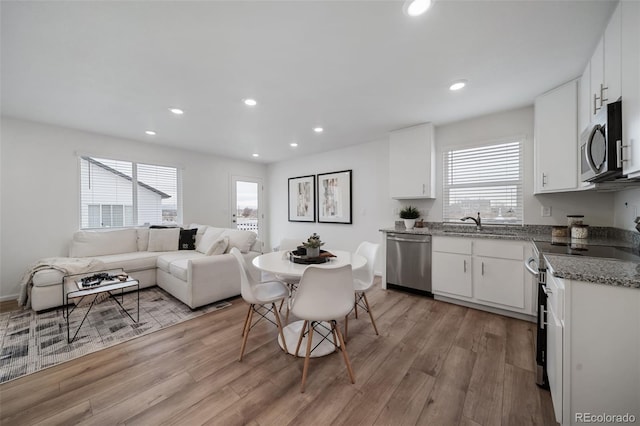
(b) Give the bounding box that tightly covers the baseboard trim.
[0,294,18,302]
[434,294,536,323]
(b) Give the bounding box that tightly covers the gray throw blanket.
[18,257,106,308]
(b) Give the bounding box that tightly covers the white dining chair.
[275,238,302,312]
[291,265,356,393]
[344,241,380,341]
[230,247,289,361]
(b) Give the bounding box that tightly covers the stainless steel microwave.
[580,99,623,183]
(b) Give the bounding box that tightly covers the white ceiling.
[1,0,615,163]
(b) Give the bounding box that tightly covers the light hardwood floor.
[0,281,558,426]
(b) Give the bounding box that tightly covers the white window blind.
[80,156,180,229]
[443,140,523,224]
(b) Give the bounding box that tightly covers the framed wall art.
[288,175,316,222]
[317,170,352,224]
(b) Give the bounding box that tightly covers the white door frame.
[230,175,264,246]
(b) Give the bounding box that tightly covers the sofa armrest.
[187,254,242,305]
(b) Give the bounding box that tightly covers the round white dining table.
[252,249,367,357]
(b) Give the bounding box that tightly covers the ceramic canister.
[571,224,589,239]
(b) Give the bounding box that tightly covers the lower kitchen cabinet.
[432,252,472,297]
[547,266,640,425]
[432,236,534,317]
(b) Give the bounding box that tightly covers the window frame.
[78,155,182,230]
[442,137,524,225]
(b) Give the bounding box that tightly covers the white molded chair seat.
[345,241,380,341]
[291,265,356,393]
[230,247,289,361]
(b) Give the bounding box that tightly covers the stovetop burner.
[534,240,640,262]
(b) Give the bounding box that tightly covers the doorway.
[231,176,263,244]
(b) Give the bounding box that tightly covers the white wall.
[0,117,267,300]
[613,188,640,231]
[267,138,391,273]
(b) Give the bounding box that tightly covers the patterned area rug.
[0,287,231,384]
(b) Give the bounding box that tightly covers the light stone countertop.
[380,224,640,289]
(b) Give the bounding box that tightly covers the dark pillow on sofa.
[150,225,178,229]
[179,228,198,250]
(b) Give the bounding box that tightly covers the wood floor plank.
[502,364,545,426]
[372,368,436,426]
[0,283,557,426]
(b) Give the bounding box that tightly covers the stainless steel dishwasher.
[386,233,432,295]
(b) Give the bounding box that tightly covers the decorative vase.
[403,219,416,230]
[306,247,320,258]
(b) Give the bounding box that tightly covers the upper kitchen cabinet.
[534,79,579,194]
[621,0,640,177]
[589,2,621,120]
[578,61,591,135]
[389,123,435,199]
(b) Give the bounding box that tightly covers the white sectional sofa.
[29,224,262,311]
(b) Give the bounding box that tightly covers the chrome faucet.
[461,212,482,230]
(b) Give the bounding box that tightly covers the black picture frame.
[288,175,316,222]
[317,170,352,224]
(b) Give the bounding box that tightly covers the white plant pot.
[403,219,416,230]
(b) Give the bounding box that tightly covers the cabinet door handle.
[463,259,467,273]
[541,173,547,187]
[600,83,608,106]
[481,262,485,276]
[617,139,630,168]
[593,93,601,114]
[540,305,547,330]
[422,183,426,194]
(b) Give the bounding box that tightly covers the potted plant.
[399,206,420,230]
[302,233,324,258]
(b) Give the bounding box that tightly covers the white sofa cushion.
[32,269,65,287]
[157,251,206,273]
[196,227,225,254]
[222,229,258,253]
[148,228,180,252]
[206,236,229,256]
[136,228,150,251]
[94,251,164,272]
[188,224,209,246]
[69,229,138,257]
[169,259,190,281]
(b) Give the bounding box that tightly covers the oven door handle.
[524,256,539,276]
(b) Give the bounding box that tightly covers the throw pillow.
[206,236,229,256]
[222,229,258,253]
[179,228,197,250]
[147,228,180,252]
[196,227,225,254]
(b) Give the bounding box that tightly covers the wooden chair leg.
[333,321,355,384]
[363,293,379,335]
[239,305,254,361]
[295,320,308,357]
[241,304,252,336]
[301,321,314,393]
[272,302,288,354]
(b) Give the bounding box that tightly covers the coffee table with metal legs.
[63,269,139,343]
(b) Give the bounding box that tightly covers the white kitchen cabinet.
[474,256,525,310]
[578,62,591,136]
[589,2,622,119]
[432,236,533,317]
[432,252,472,297]
[550,268,640,425]
[389,123,435,199]
[603,2,621,104]
[534,80,579,193]
[621,0,640,177]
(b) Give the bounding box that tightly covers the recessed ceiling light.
[244,99,257,106]
[449,80,467,91]
[252,153,259,157]
[145,130,156,136]
[169,107,184,115]
[313,127,323,133]
[404,0,432,17]
[290,142,298,147]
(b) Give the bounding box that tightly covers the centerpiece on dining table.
[289,233,336,264]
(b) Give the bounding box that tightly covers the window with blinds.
[80,156,180,229]
[443,140,523,224]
